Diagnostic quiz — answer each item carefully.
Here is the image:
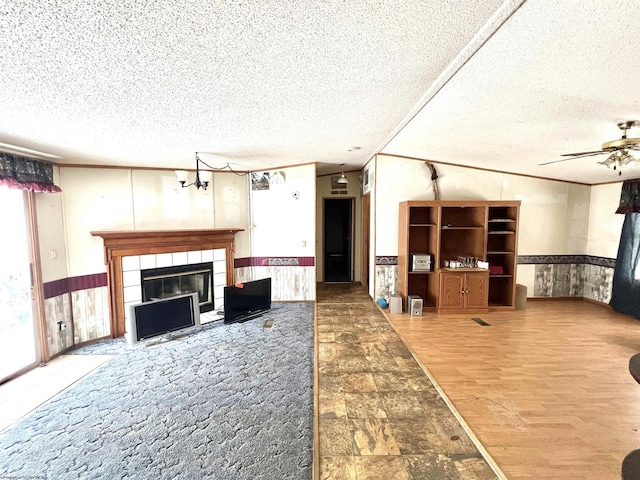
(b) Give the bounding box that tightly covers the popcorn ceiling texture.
[381,0,640,184]
[3,1,634,183]
[0,0,503,172]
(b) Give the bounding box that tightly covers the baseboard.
[527,296,611,308]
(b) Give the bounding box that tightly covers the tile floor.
[316,283,498,480]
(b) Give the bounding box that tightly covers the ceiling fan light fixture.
[551,120,640,176]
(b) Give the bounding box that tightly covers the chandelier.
[175,153,211,190]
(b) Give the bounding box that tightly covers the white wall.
[587,182,625,258]
[60,168,135,276]
[374,154,593,297]
[56,167,248,277]
[249,164,316,300]
[315,171,362,282]
[250,164,315,257]
[131,169,214,230]
[36,166,68,282]
[213,172,251,258]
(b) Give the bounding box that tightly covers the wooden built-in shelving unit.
[398,201,520,313]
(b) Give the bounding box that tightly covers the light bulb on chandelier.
[175,153,211,190]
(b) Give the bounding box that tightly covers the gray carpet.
[0,303,314,480]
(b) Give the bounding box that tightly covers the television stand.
[146,332,189,348]
[226,310,268,324]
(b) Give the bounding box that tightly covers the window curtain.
[0,152,61,192]
[616,178,640,214]
[610,179,640,319]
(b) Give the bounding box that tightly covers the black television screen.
[127,292,200,343]
[224,278,271,324]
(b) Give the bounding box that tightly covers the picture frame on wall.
[251,172,270,190]
[363,167,371,194]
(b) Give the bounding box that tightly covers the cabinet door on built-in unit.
[439,272,464,309]
[465,272,489,309]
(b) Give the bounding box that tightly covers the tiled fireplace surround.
[121,249,228,328]
[91,229,241,338]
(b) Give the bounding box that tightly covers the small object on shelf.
[457,256,480,268]
[489,265,504,275]
[410,253,432,272]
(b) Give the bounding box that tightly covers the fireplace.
[141,262,214,313]
[91,229,243,337]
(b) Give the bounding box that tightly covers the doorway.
[0,187,39,382]
[323,198,354,282]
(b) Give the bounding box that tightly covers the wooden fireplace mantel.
[91,228,243,338]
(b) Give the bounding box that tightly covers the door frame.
[0,190,47,383]
[322,197,355,283]
[27,191,49,365]
[361,193,370,288]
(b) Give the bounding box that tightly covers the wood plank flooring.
[387,300,640,479]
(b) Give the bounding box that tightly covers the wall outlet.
[302,240,306,247]
[50,249,57,260]
[57,321,66,331]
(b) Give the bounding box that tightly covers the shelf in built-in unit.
[490,274,513,278]
[487,251,513,254]
[408,271,435,275]
[489,218,516,222]
[409,223,436,227]
[488,231,515,234]
[441,226,484,230]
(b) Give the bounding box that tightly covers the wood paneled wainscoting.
[92,229,242,338]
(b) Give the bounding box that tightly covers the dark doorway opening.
[324,198,353,282]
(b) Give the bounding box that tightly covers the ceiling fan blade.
[560,150,605,157]
[539,151,607,166]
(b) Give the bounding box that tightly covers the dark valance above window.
[616,178,640,214]
[0,152,61,192]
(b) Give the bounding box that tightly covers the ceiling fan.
[541,120,640,175]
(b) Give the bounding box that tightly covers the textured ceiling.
[382,0,640,184]
[0,1,638,184]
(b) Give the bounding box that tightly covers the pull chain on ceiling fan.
[541,120,640,175]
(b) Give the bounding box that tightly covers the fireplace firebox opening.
[141,262,214,313]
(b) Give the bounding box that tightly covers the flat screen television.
[224,278,271,324]
[126,292,201,345]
